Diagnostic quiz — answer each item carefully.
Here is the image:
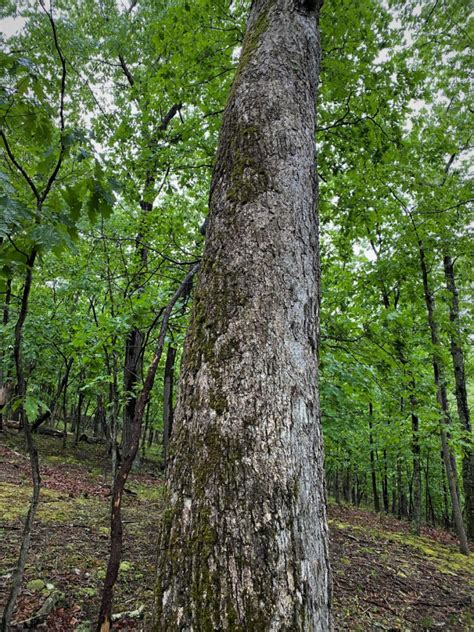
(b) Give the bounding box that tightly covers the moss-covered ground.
[1,431,162,630]
[1,431,472,630]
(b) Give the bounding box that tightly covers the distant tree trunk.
[391,485,397,515]
[382,449,389,513]
[109,353,120,485]
[441,460,450,529]
[416,239,469,554]
[396,457,406,519]
[334,469,341,504]
[424,456,436,525]
[351,469,358,506]
[122,327,144,454]
[343,468,351,503]
[120,108,180,459]
[162,345,176,465]
[410,395,422,534]
[443,254,474,539]
[32,358,72,433]
[141,402,151,460]
[94,395,105,438]
[0,277,12,432]
[369,402,380,512]
[74,381,85,446]
[154,1,330,629]
[147,427,154,448]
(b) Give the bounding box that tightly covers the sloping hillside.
[1,435,472,630]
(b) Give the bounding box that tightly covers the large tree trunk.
[154,1,331,629]
[443,254,474,539]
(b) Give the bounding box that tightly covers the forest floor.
[0,432,473,631]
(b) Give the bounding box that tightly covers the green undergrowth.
[131,480,165,503]
[1,431,164,630]
[0,482,105,524]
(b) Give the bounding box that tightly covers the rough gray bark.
[154,0,331,629]
[443,254,474,539]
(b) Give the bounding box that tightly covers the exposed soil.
[330,504,473,631]
[1,432,472,630]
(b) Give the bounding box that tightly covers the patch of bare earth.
[330,503,473,631]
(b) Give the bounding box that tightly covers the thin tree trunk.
[141,402,150,460]
[334,469,340,504]
[120,109,178,459]
[416,239,469,553]
[1,250,40,632]
[122,328,144,453]
[74,383,85,446]
[351,470,357,506]
[96,265,198,632]
[0,277,12,432]
[425,456,436,526]
[382,449,389,513]
[369,402,380,512]
[410,396,422,534]
[441,459,450,529]
[155,1,330,629]
[162,345,176,466]
[109,353,120,486]
[443,254,474,539]
[32,358,72,432]
[344,468,351,503]
[94,395,105,438]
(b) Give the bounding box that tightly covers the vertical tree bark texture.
[155,0,331,629]
[443,254,474,539]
